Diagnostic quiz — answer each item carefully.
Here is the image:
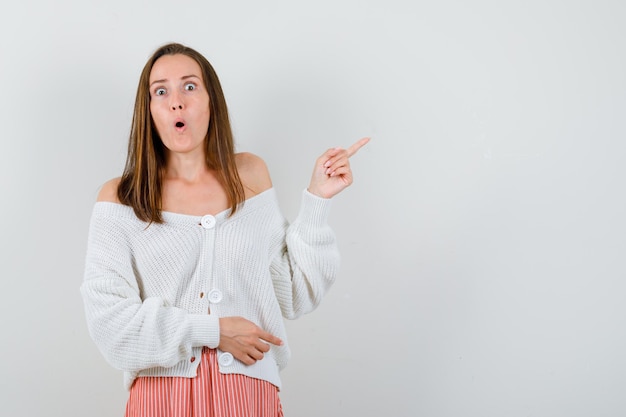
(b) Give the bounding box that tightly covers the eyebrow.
[149,74,202,88]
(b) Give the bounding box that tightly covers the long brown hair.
[117,43,244,223]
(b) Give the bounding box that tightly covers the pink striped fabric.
[125,348,283,417]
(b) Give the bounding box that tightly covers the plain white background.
[1,1,625,416]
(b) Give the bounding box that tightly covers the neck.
[164,150,210,183]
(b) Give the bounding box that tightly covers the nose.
[169,92,184,111]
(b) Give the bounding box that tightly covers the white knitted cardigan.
[81,188,340,390]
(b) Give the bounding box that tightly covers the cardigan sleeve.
[80,209,220,373]
[269,189,341,319]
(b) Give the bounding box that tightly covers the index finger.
[346,137,371,157]
[259,330,283,346]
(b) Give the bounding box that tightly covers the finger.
[327,162,350,177]
[320,148,343,167]
[346,137,370,158]
[241,355,257,365]
[259,330,283,346]
[248,347,265,361]
[255,340,271,353]
[329,166,352,180]
[325,155,349,173]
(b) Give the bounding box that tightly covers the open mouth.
[175,121,185,128]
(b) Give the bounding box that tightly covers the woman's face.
[149,54,210,156]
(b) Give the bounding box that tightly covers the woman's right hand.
[218,317,283,365]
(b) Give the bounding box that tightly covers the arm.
[271,138,370,319]
[81,192,219,372]
[270,190,341,319]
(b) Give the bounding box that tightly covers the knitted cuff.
[296,189,333,227]
[188,314,220,348]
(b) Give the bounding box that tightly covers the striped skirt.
[125,348,283,417]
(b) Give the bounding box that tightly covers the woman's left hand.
[307,137,370,199]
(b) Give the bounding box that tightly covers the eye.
[155,88,166,96]
[184,83,196,91]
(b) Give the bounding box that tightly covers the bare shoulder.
[96,177,122,203]
[235,152,272,197]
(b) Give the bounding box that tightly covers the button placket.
[197,213,217,313]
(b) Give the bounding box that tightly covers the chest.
[161,178,230,216]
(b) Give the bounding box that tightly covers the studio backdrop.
[1,1,625,416]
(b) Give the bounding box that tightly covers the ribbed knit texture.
[81,188,340,390]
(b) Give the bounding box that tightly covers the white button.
[208,289,223,304]
[218,352,234,366]
[200,215,216,229]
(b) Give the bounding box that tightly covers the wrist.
[306,186,332,199]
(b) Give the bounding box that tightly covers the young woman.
[81,42,368,417]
